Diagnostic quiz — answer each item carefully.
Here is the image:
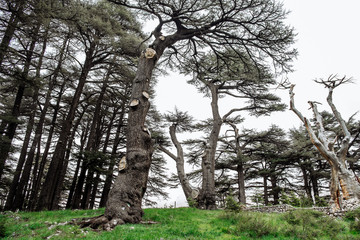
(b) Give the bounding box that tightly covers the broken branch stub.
[142,126,151,138]
[118,156,127,171]
[142,91,150,99]
[191,189,199,199]
[144,48,156,59]
[130,99,139,108]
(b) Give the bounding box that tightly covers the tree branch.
[289,84,305,123]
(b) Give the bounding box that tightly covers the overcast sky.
[150,0,360,207]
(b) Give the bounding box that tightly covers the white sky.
[149,0,360,207]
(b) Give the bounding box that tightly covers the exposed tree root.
[73,214,124,231]
[73,215,159,231]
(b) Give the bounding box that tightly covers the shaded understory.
[1,207,360,239]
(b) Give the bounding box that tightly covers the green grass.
[1,207,360,239]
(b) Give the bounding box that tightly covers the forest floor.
[1,207,360,239]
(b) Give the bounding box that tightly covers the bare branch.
[326,80,351,159]
[314,74,354,89]
[158,145,177,161]
[289,84,305,123]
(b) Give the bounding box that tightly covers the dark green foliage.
[220,209,348,239]
[345,208,360,232]
[0,214,7,238]
[350,220,360,233]
[283,210,345,239]
[224,194,241,212]
[345,207,360,221]
[187,198,198,208]
[234,212,279,238]
[315,196,330,207]
[280,191,314,207]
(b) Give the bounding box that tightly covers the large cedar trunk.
[197,151,216,210]
[197,85,221,210]
[79,38,172,229]
[103,49,159,226]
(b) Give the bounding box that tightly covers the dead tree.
[289,75,360,211]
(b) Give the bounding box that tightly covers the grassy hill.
[1,207,360,239]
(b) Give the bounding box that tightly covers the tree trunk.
[300,166,313,200]
[310,172,320,201]
[71,118,91,209]
[8,24,49,211]
[53,110,85,210]
[0,23,39,180]
[198,84,221,210]
[161,124,197,203]
[28,80,66,211]
[270,175,279,205]
[4,91,37,210]
[237,162,246,204]
[26,32,69,210]
[78,67,111,209]
[99,106,125,208]
[78,28,177,230]
[103,51,158,226]
[81,169,94,209]
[198,151,217,209]
[0,0,26,66]
[264,177,269,205]
[89,171,101,209]
[27,139,41,210]
[65,113,90,210]
[95,43,169,229]
[66,153,82,209]
[36,43,95,210]
[8,89,38,211]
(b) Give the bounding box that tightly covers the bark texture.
[103,48,158,226]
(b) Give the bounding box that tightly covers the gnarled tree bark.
[289,77,360,211]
